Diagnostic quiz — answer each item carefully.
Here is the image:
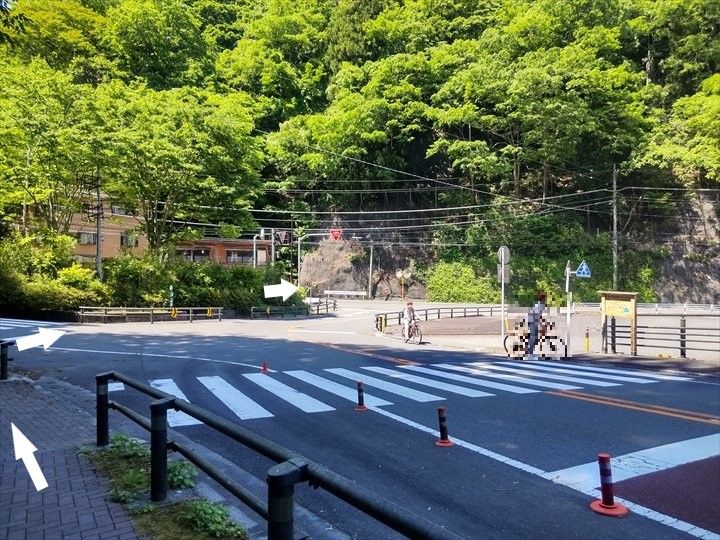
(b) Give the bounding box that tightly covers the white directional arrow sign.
[8,328,66,351]
[11,423,48,491]
[263,279,299,301]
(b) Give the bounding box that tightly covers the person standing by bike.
[526,291,547,360]
[402,300,416,342]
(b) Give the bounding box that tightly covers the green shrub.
[182,499,245,538]
[168,460,198,489]
[108,433,150,459]
[426,262,500,302]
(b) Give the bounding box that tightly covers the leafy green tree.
[97,83,263,252]
[0,57,100,233]
[101,0,210,88]
[9,0,107,69]
[638,74,720,184]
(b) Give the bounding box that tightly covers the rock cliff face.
[299,239,428,300]
[653,193,720,304]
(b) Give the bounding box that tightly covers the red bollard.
[589,453,629,517]
[435,407,454,447]
[261,362,269,373]
[354,381,368,412]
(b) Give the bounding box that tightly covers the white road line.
[400,365,540,394]
[469,362,621,387]
[50,347,261,370]
[149,379,202,427]
[292,330,358,334]
[543,433,720,489]
[532,361,694,381]
[197,376,273,420]
[284,370,392,406]
[0,318,65,327]
[368,406,719,539]
[362,366,494,397]
[243,373,335,413]
[325,368,445,402]
[108,382,125,392]
[495,362,658,384]
[437,364,581,390]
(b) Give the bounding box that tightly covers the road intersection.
[2,305,719,539]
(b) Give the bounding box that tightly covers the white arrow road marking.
[10,423,48,491]
[263,279,298,301]
[10,328,66,351]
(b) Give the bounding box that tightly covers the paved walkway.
[0,379,141,540]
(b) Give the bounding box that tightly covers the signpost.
[497,246,510,348]
[565,259,591,357]
[396,269,412,300]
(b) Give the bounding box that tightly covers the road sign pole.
[565,261,572,358]
[501,251,505,349]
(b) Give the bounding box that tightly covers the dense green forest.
[1,0,718,309]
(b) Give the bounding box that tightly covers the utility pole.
[95,167,103,280]
[612,164,618,291]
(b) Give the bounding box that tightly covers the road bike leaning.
[403,318,422,344]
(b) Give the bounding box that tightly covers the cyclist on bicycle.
[527,291,547,360]
[402,300,416,342]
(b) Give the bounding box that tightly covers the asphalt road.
[3,306,719,539]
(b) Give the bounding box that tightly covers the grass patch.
[134,500,247,540]
[85,433,243,539]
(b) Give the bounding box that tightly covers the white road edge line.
[368,406,719,539]
[49,347,263,370]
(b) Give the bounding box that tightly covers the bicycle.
[403,319,423,344]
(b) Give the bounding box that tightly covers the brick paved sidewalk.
[0,379,141,540]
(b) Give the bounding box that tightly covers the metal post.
[267,458,308,540]
[612,164,618,291]
[95,373,112,447]
[150,398,173,502]
[565,261,572,357]
[150,308,153,324]
[367,242,374,298]
[680,316,686,358]
[95,169,103,280]
[610,317,616,354]
[501,250,506,350]
[271,228,276,266]
[189,308,193,323]
[355,381,368,411]
[602,318,607,354]
[252,234,259,268]
[0,343,8,380]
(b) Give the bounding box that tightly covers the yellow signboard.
[599,291,638,355]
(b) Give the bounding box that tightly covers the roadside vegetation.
[84,433,246,540]
[1,0,717,309]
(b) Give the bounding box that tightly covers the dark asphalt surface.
[4,315,719,539]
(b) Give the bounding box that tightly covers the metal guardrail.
[250,300,336,319]
[603,313,720,358]
[576,302,718,312]
[375,306,497,332]
[79,306,223,324]
[95,371,459,540]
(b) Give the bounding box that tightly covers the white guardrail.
[574,303,718,312]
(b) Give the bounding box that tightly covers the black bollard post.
[355,381,368,411]
[150,398,173,502]
[95,372,113,447]
[435,407,454,447]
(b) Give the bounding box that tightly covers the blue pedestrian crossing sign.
[576,260,591,278]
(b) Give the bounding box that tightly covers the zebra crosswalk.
[112,361,692,427]
[0,318,67,332]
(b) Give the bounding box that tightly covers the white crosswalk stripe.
[198,376,273,420]
[434,364,581,390]
[325,368,445,402]
[243,373,335,413]
[285,370,393,406]
[362,366,495,397]
[468,362,621,387]
[146,361,693,427]
[531,361,693,381]
[150,379,202,427]
[0,318,66,330]
[400,365,540,394]
[494,362,658,384]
